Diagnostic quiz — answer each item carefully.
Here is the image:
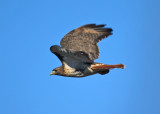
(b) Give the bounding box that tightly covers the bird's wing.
[50,45,93,68]
[60,24,112,61]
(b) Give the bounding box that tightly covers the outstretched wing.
[60,24,112,61]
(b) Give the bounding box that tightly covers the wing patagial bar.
[50,45,93,63]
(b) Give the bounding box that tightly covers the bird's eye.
[54,69,57,72]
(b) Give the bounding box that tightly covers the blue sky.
[0,0,160,114]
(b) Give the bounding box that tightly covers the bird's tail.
[91,63,125,75]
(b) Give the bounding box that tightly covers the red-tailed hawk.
[50,24,125,77]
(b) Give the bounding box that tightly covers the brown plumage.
[50,24,125,77]
[60,24,112,61]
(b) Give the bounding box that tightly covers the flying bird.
[50,24,125,77]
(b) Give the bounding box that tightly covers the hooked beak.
[50,71,56,76]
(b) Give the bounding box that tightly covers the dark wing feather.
[50,45,93,63]
[60,24,112,61]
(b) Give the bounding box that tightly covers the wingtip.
[50,45,61,53]
[81,24,107,28]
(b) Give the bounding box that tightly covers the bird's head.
[50,68,58,75]
[50,67,63,76]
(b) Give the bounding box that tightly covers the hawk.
[50,24,125,77]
